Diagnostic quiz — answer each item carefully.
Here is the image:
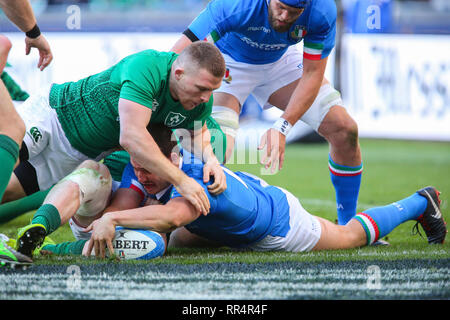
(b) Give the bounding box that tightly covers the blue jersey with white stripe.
[171,161,291,248]
[119,162,173,206]
[187,0,336,64]
[121,159,292,248]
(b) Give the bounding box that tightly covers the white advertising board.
[3,32,181,96]
[341,33,450,141]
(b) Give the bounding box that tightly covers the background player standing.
[171,0,363,226]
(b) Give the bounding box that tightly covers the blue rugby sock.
[328,155,363,225]
[354,192,427,245]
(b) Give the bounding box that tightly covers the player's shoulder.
[308,0,337,24]
[207,0,261,15]
[121,49,177,68]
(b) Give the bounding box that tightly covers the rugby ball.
[112,227,165,260]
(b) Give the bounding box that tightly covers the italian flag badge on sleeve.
[303,42,324,60]
[204,30,221,44]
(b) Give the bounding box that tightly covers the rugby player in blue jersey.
[171,0,363,227]
[82,125,446,258]
[9,124,446,261]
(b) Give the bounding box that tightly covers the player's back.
[178,161,291,248]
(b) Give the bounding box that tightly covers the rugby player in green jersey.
[1,41,227,216]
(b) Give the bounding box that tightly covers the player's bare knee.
[0,35,12,59]
[77,159,101,171]
[326,113,359,150]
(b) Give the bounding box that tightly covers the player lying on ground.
[9,125,447,262]
[171,0,363,226]
[1,41,227,218]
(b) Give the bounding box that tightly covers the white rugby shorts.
[248,187,322,252]
[17,89,91,191]
[217,45,343,131]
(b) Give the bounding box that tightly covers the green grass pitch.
[0,138,449,300]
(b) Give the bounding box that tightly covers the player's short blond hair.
[176,41,225,79]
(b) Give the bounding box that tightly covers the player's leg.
[0,36,25,201]
[168,226,221,248]
[211,93,241,163]
[312,186,447,250]
[267,76,362,225]
[210,54,263,163]
[16,160,113,258]
[315,78,362,225]
[0,189,50,224]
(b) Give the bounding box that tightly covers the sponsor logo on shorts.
[30,126,42,143]
[164,112,186,127]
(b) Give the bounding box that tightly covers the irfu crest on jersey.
[164,112,186,127]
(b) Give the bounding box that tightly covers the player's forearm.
[193,125,220,165]
[282,70,322,125]
[106,205,179,233]
[120,129,185,187]
[170,34,194,54]
[0,0,37,32]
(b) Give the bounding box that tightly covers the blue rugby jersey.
[170,161,291,248]
[119,162,173,206]
[121,158,292,248]
[185,0,336,64]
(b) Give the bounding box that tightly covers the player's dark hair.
[146,123,180,157]
[178,41,225,78]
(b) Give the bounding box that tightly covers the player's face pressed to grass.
[268,0,305,33]
[171,66,222,111]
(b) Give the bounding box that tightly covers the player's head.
[131,123,180,194]
[268,0,308,33]
[171,41,225,110]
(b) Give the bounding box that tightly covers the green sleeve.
[185,99,213,130]
[118,55,159,109]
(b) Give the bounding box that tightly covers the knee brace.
[211,106,240,138]
[61,167,112,217]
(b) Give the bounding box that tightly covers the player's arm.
[178,123,226,195]
[0,0,36,32]
[101,188,143,215]
[282,56,328,126]
[118,98,210,215]
[84,197,200,257]
[0,0,53,70]
[171,34,194,54]
[108,197,199,233]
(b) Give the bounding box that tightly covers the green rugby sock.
[0,134,19,201]
[41,239,87,256]
[0,189,50,224]
[31,203,61,235]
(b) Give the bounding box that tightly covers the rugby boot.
[16,224,47,258]
[0,239,33,268]
[413,186,447,244]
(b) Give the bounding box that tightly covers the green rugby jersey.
[1,71,29,101]
[48,50,212,159]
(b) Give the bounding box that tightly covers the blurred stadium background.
[1,0,449,146]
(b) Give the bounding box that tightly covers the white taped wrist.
[272,117,292,136]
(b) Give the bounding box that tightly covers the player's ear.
[170,152,180,166]
[174,67,185,80]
